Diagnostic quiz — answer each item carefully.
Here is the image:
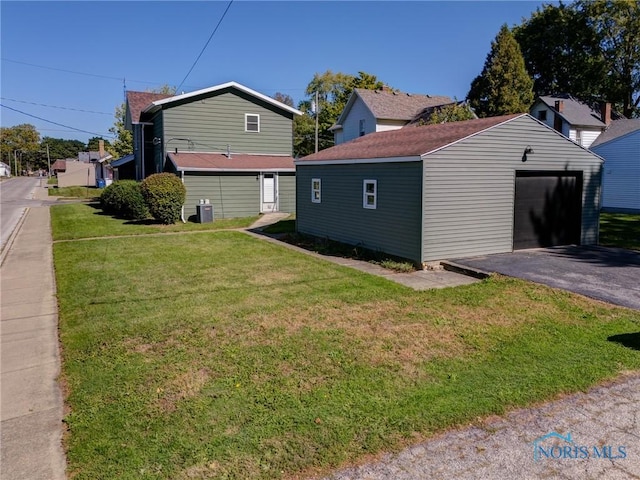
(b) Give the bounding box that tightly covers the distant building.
[530,94,623,149]
[329,87,454,145]
[0,161,11,177]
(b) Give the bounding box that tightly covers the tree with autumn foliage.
[294,70,387,157]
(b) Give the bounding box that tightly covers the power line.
[1,97,112,115]
[2,58,125,81]
[1,57,196,90]
[176,0,234,93]
[0,104,114,138]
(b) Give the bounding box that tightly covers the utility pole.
[13,150,18,177]
[46,143,51,177]
[314,91,319,153]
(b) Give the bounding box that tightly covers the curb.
[440,260,491,279]
[0,207,30,267]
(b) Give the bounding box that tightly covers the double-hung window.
[245,114,260,132]
[363,179,377,209]
[311,178,321,203]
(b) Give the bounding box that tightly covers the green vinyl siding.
[278,173,296,213]
[183,172,260,219]
[162,91,293,155]
[296,162,423,262]
[421,115,602,261]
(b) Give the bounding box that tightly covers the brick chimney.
[554,100,564,113]
[600,102,611,126]
[98,139,105,158]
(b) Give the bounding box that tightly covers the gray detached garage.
[295,114,603,265]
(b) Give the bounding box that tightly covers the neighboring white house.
[529,94,621,149]
[329,88,453,145]
[0,161,11,177]
[590,118,640,213]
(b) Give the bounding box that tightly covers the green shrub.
[100,180,149,220]
[140,173,186,224]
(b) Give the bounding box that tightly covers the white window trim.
[245,113,260,132]
[363,179,377,209]
[311,178,321,203]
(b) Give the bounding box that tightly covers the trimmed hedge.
[140,173,186,224]
[100,180,149,220]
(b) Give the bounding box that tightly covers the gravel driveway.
[322,373,640,480]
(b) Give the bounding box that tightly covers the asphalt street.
[0,177,44,251]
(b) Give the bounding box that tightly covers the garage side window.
[311,178,321,203]
[363,179,377,209]
[245,114,260,132]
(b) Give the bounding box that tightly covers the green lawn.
[53,224,640,479]
[49,186,101,199]
[50,203,258,240]
[600,212,640,251]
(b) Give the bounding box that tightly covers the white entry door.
[261,173,277,212]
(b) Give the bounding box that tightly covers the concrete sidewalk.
[245,221,480,291]
[1,198,66,478]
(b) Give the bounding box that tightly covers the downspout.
[140,125,145,179]
[180,170,186,223]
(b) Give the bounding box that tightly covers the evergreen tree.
[467,25,534,117]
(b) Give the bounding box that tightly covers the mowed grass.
[50,203,258,240]
[49,186,101,199]
[53,230,640,480]
[600,212,640,251]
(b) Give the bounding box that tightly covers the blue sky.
[1,1,550,144]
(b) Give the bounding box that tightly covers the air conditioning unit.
[196,203,214,223]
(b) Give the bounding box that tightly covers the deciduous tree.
[272,92,294,107]
[41,137,85,160]
[423,102,476,124]
[580,0,640,117]
[0,124,41,174]
[514,1,639,117]
[514,2,605,101]
[294,70,388,156]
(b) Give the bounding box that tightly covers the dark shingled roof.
[355,88,453,121]
[538,94,624,128]
[126,91,172,123]
[299,114,524,162]
[590,118,640,148]
[168,152,295,172]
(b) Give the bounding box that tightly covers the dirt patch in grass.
[157,368,212,413]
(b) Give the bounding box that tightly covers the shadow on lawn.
[608,332,640,351]
[253,223,418,272]
[86,201,171,226]
[599,213,640,251]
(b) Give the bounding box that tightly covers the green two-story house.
[124,81,301,219]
